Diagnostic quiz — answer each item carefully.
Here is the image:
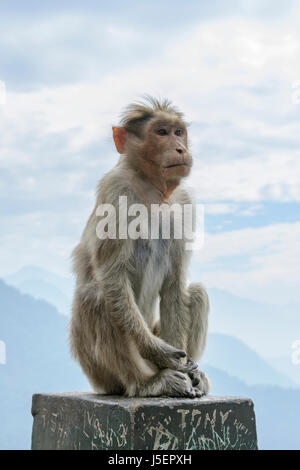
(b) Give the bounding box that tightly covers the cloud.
[0,210,83,278]
[1,2,300,307]
[2,11,300,191]
[193,221,300,303]
[190,150,300,202]
[204,204,240,215]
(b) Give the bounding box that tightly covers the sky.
[0,0,300,305]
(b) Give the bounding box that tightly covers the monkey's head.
[112,96,192,198]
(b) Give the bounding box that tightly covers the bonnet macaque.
[70,96,210,397]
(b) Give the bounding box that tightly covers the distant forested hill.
[0,279,299,450]
[202,333,295,388]
[204,366,300,450]
[0,279,89,449]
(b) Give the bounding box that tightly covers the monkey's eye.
[175,128,184,136]
[157,128,168,136]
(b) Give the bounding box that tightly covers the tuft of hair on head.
[119,95,186,137]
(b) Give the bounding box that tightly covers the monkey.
[69,96,210,398]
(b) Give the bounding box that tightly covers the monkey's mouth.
[165,163,188,169]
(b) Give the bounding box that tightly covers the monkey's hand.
[144,338,198,373]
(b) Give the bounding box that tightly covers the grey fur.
[70,99,210,398]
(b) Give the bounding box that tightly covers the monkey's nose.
[176,148,183,154]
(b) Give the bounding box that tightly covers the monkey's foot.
[159,369,200,398]
[188,369,210,396]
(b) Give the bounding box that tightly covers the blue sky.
[0,0,300,306]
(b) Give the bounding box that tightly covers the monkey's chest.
[130,238,171,299]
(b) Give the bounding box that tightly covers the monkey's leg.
[72,302,197,399]
[92,349,200,399]
[186,283,209,360]
[186,283,210,395]
[117,340,200,398]
[84,364,125,395]
[159,281,210,395]
[98,260,198,374]
[75,325,199,398]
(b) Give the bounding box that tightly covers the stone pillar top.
[31,392,258,450]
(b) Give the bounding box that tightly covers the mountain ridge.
[1,278,300,449]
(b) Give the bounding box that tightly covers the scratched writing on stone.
[40,408,70,449]
[83,410,128,449]
[146,422,179,450]
[142,406,254,450]
[233,418,249,435]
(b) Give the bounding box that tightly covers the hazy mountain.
[206,287,300,358]
[202,333,296,388]
[6,266,300,359]
[4,266,296,388]
[1,278,299,450]
[0,279,89,450]
[205,366,300,450]
[5,265,74,291]
[4,266,74,315]
[266,355,300,387]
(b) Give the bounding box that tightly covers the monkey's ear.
[112,127,127,154]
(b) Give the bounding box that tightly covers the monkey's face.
[140,117,193,183]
